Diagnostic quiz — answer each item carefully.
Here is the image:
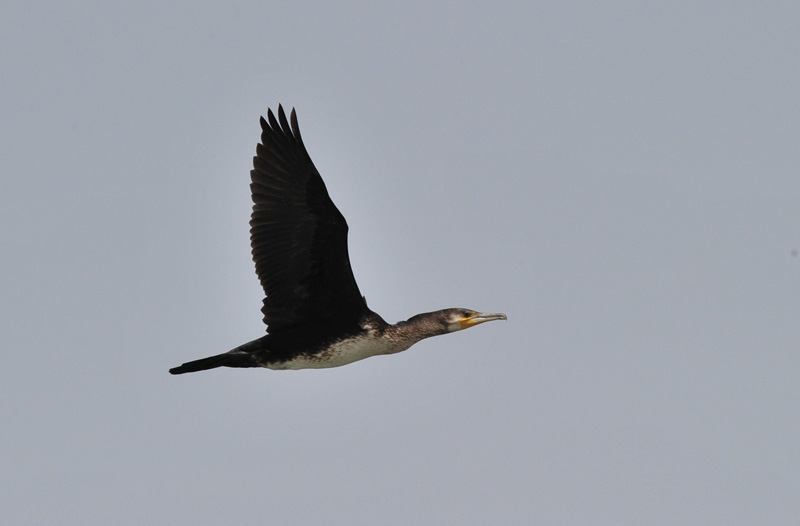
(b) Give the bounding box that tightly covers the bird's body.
[243,313,422,370]
[170,106,505,375]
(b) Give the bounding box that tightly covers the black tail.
[169,350,258,375]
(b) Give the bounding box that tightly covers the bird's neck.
[391,316,446,342]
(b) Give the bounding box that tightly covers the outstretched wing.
[249,106,367,333]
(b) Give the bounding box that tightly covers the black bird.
[170,106,506,374]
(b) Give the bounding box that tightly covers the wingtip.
[262,105,300,137]
[290,107,301,141]
[277,105,291,134]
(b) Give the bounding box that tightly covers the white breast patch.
[265,331,416,370]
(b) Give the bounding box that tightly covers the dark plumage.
[170,106,506,374]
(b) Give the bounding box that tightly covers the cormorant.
[169,106,506,374]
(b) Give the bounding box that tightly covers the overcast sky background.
[3,1,799,524]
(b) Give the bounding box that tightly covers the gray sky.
[3,1,799,524]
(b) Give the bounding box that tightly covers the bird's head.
[442,308,507,333]
[399,308,507,339]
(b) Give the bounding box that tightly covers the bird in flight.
[170,106,506,374]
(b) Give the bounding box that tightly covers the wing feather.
[249,106,367,332]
